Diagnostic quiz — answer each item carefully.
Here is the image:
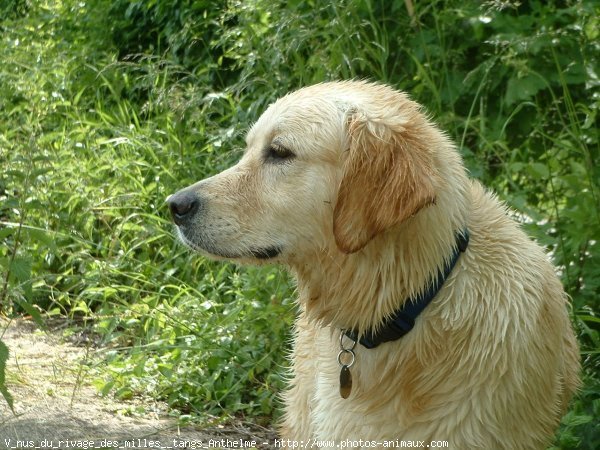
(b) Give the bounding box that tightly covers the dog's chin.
[175,228,282,262]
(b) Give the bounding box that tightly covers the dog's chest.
[308,327,421,440]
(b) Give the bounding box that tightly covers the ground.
[0,318,277,449]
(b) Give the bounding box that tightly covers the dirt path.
[0,318,277,449]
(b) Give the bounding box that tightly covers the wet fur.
[170,81,580,449]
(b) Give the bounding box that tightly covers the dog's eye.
[266,143,295,162]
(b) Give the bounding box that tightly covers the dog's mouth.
[175,227,281,261]
[249,246,281,259]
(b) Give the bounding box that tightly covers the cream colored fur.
[170,81,580,449]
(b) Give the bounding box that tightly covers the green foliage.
[93,265,292,418]
[0,0,294,419]
[0,339,14,412]
[0,0,30,21]
[107,0,226,76]
[552,369,600,449]
[0,0,598,445]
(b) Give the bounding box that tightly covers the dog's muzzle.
[166,188,282,260]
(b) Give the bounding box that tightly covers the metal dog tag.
[339,365,352,399]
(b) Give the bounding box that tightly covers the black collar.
[345,230,469,349]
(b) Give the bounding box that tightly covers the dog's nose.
[167,190,200,225]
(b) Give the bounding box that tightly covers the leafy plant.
[0,339,14,412]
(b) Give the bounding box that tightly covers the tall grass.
[1,0,598,446]
[0,0,295,420]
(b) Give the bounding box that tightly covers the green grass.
[1,0,598,446]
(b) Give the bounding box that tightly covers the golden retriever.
[167,81,580,449]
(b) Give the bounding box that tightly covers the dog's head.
[167,81,438,263]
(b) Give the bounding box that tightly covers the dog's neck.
[290,179,470,335]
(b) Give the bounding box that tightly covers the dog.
[167,81,580,449]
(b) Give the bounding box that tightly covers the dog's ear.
[333,111,437,253]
